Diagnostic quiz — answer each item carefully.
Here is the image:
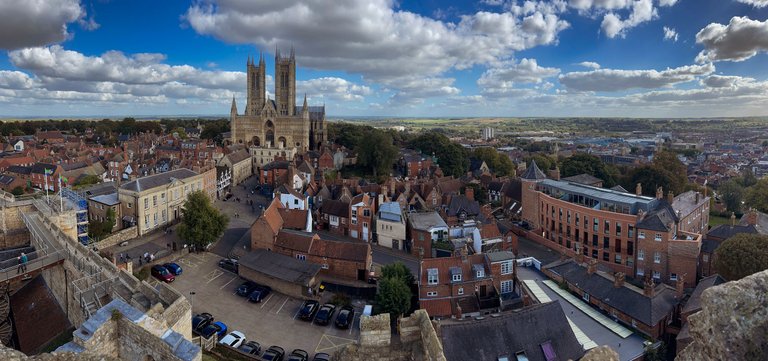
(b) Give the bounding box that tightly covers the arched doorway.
[252,136,261,147]
[265,120,274,147]
[278,137,287,149]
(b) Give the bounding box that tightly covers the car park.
[298,300,320,321]
[218,258,238,273]
[247,285,271,303]
[236,281,259,297]
[191,313,213,335]
[151,265,175,283]
[211,321,228,339]
[199,322,223,339]
[163,262,183,275]
[219,331,246,348]
[314,304,336,326]
[312,353,331,361]
[238,340,262,355]
[261,345,286,361]
[287,349,309,361]
[334,306,355,329]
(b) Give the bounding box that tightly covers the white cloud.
[0,71,38,90]
[298,77,372,102]
[735,0,768,7]
[577,61,601,69]
[559,63,714,91]
[696,16,768,63]
[478,58,560,98]
[601,0,657,38]
[663,26,678,41]
[0,0,85,50]
[701,75,756,88]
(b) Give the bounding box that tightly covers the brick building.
[407,211,449,258]
[319,199,350,235]
[272,230,371,281]
[349,193,375,242]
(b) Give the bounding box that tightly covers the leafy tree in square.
[177,190,229,250]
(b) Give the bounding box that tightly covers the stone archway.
[265,120,275,147]
[278,137,287,149]
[252,136,261,147]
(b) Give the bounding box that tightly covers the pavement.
[516,266,646,361]
[162,251,362,357]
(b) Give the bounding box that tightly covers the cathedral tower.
[246,53,266,116]
[275,48,296,116]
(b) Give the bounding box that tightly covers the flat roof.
[239,249,321,286]
[539,179,656,214]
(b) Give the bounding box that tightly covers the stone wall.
[359,313,391,348]
[0,203,34,249]
[95,226,138,249]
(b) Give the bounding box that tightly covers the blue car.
[163,263,182,275]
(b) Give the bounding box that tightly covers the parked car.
[219,331,246,348]
[298,300,320,321]
[287,349,309,361]
[314,304,336,326]
[151,265,175,283]
[200,322,223,339]
[334,306,355,329]
[191,313,214,335]
[236,281,259,297]
[218,258,238,273]
[248,285,272,303]
[238,340,261,355]
[211,321,227,339]
[261,345,286,361]
[163,262,182,275]
[312,353,331,361]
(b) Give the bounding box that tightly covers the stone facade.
[94,226,139,249]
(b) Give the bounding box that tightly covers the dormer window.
[452,273,462,282]
[427,268,438,285]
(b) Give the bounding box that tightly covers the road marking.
[204,270,223,284]
[220,275,237,289]
[277,297,289,315]
[315,334,356,353]
[260,293,274,309]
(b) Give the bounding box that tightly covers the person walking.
[16,256,22,274]
[20,252,28,272]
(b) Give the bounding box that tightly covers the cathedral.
[229,49,326,151]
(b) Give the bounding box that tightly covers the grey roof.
[31,162,57,174]
[7,165,31,175]
[440,301,584,361]
[119,168,198,192]
[408,211,448,231]
[223,149,251,165]
[521,160,547,180]
[610,185,628,192]
[238,249,321,286]
[80,181,117,197]
[446,195,480,218]
[320,199,349,218]
[484,251,515,263]
[739,210,768,234]
[378,202,402,223]
[682,274,726,315]
[636,200,678,232]
[263,160,289,171]
[90,192,119,206]
[539,179,656,216]
[546,260,678,326]
[706,224,757,241]
[671,191,707,219]
[701,238,720,254]
[562,173,603,186]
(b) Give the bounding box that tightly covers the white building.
[376,202,407,250]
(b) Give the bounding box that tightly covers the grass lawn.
[709,215,734,227]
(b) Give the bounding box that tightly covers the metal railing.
[0,248,65,283]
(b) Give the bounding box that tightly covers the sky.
[1,0,768,118]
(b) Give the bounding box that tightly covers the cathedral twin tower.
[230,48,326,151]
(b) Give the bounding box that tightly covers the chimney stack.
[676,274,686,298]
[667,190,674,204]
[695,192,700,204]
[465,187,475,201]
[587,259,598,275]
[731,212,736,226]
[613,272,626,288]
[636,183,642,196]
[455,304,463,320]
[656,186,664,200]
[643,275,655,297]
[575,252,585,264]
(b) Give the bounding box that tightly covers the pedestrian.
[16,256,23,274]
[20,252,27,272]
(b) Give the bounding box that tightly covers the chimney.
[587,259,598,275]
[731,212,736,226]
[656,186,663,200]
[636,183,642,196]
[575,253,585,264]
[667,190,674,204]
[643,275,655,297]
[382,185,389,198]
[465,187,475,201]
[460,245,468,261]
[676,274,686,298]
[455,303,463,319]
[613,272,626,288]
[695,192,700,204]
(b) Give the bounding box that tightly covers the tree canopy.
[357,129,399,178]
[375,262,414,319]
[717,179,744,213]
[744,178,768,213]
[89,208,116,241]
[177,191,229,249]
[410,131,468,177]
[624,151,689,197]
[559,153,618,187]
[715,233,768,280]
[472,147,516,177]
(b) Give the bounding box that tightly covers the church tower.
[246,54,266,116]
[275,47,296,116]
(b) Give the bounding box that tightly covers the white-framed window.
[476,269,485,278]
[329,215,339,226]
[500,260,513,275]
[583,293,590,302]
[500,280,513,294]
[153,213,157,225]
[638,231,645,239]
[655,233,662,241]
[296,254,306,261]
[427,268,439,285]
[161,210,166,222]
[321,264,329,269]
[654,251,661,263]
[458,287,464,295]
[144,198,149,209]
[153,195,157,206]
[144,214,149,227]
[452,273,462,282]
[427,291,437,297]
[637,268,644,276]
[653,271,661,279]
[670,273,678,281]
[638,249,645,261]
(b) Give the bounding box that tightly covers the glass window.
[638,249,645,261]
[593,218,598,232]
[615,254,622,264]
[427,269,439,285]
[604,220,610,233]
[655,233,662,241]
[638,231,645,239]
[603,237,610,249]
[616,222,622,237]
[452,273,462,282]
[654,252,661,263]
[501,261,513,275]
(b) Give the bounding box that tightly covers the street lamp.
[189,291,196,311]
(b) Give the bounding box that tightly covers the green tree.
[410,132,468,177]
[357,129,398,178]
[374,276,412,319]
[745,178,768,213]
[380,262,415,285]
[559,153,618,187]
[651,150,688,194]
[738,168,758,188]
[718,180,744,213]
[714,233,768,280]
[177,190,229,250]
[472,147,516,177]
[171,127,188,139]
[524,154,556,172]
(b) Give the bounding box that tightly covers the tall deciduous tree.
[380,262,415,285]
[472,147,516,177]
[177,190,229,250]
[718,180,744,213]
[745,178,768,213]
[357,130,398,178]
[559,153,618,187]
[410,132,468,177]
[715,233,768,280]
[375,276,412,319]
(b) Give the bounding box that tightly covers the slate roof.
[263,160,289,171]
[521,160,547,180]
[0,175,14,185]
[672,191,706,219]
[545,260,678,326]
[119,168,198,192]
[446,195,480,218]
[701,238,720,254]
[562,173,603,186]
[238,248,321,286]
[31,162,57,174]
[739,210,768,234]
[706,224,757,241]
[224,149,250,165]
[320,199,349,218]
[440,301,584,361]
[610,185,628,192]
[484,251,515,263]
[408,211,448,231]
[636,200,678,232]
[90,193,119,206]
[7,165,32,175]
[682,274,726,315]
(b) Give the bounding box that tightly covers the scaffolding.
[60,187,90,245]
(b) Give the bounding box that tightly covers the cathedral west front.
[229,48,326,151]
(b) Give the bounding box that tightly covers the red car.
[151,265,175,283]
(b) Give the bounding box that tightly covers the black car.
[238,340,262,355]
[191,313,213,335]
[314,304,336,326]
[218,258,238,273]
[199,322,224,339]
[236,281,259,297]
[334,306,355,329]
[298,300,320,321]
[261,345,285,361]
[248,285,272,303]
[312,353,331,361]
[287,349,309,361]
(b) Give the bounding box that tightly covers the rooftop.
[119,168,199,193]
[89,192,119,206]
[408,211,448,231]
[378,202,403,223]
[538,179,656,215]
[239,248,321,286]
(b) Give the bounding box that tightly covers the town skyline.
[0,0,767,118]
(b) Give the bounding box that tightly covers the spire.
[302,93,308,111]
[521,159,547,180]
[230,96,238,115]
[290,45,295,60]
[275,45,280,60]
[259,51,265,65]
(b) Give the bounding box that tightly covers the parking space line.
[204,270,223,284]
[260,294,274,309]
[220,275,237,289]
[277,297,289,315]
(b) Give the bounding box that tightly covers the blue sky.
[1,0,767,117]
